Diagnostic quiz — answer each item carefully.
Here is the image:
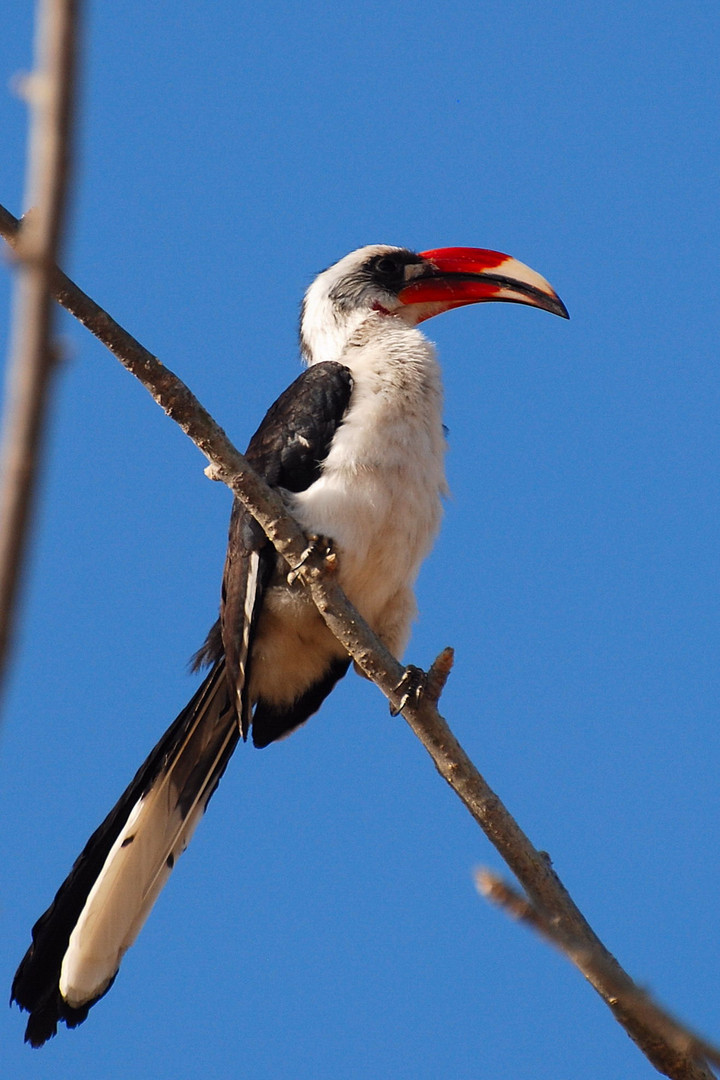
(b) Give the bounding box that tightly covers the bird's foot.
[390,664,427,716]
[286,534,337,585]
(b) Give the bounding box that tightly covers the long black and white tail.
[12,661,238,1047]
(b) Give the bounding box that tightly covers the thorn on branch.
[426,646,454,705]
[11,72,41,104]
[204,463,225,482]
[475,868,544,928]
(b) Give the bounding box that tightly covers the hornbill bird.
[12,244,568,1046]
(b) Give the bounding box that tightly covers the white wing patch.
[233,549,260,731]
[240,551,260,691]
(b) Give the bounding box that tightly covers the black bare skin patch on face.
[329,249,426,311]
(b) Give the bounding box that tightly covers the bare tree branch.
[0,202,717,1078]
[477,870,720,1077]
[0,0,80,699]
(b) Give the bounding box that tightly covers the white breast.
[291,315,448,655]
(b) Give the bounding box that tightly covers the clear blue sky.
[2,2,719,1077]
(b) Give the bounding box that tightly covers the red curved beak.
[398,247,569,322]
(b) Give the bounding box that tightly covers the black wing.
[196,361,354,741]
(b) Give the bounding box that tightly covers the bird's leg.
[390,664,427,716]
[286,533,337,585]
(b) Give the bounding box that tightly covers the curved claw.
[390,664,427,716]
[286,534,336,585]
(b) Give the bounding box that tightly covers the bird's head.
[300,244,568,366]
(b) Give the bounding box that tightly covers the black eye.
[375,256,401,276]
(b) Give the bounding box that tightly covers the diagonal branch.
[0,201,717,1078]
[477,870,720,1076]
[0,0,80,700]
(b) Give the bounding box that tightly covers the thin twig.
[0,0,80,700]
[0,206,717,1078]
[477,870,720,1075]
